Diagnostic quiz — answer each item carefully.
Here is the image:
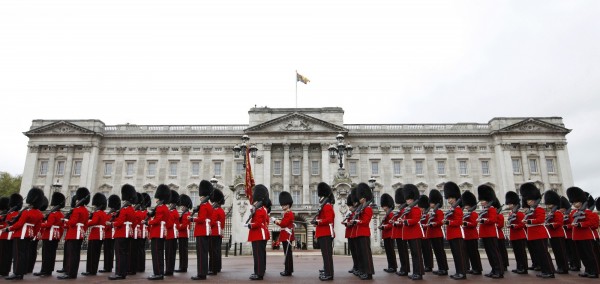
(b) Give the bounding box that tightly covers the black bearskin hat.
[380,193,394,209]
[350,186,358,205]
[395,188,405,205]
[317,182,332,198]
[429,189,443,205]
[108,194,121,210]
[596,197,600,211]
[155,184,171,202]
[9,193,23,210]
[491,198,502,210]
[418,195,429,209]
[402,184,419,201]
[346,194,353,207]
[76,187,91,205]
[0,197,9,211]
[92,193,107,210]
[199,180,213,197]
[357,182,373,201]
[520,182,541,201]
[461,191,477,207]
[585,193,595,210]
[566,186,586,204]
[265,198,272,213]
[170,190,180,205]
[477,184,496,202]
[179,194,193,208]
[253,184,269,203]
[121,184,137,203]
[505,191,520,206]
[560,196,571,210]
[26,187,45,209]
[136,193,143,205]
[210,189,225,205]
[142,193,151,208]
[51,192,66,208]
[40,196,49,211]
[279,191,293,206]
[71,196,77,208]
[443,182,461,200]
[543,190,561,206]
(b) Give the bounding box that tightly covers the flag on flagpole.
[296,72,310,84]
[245,148,255,203]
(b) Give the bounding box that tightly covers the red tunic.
[87,210,109,240]
[40,211,64,241]
[177,211,190,238]
[478,206,498,238]
[105,211,116,239]
[113,205,135,239]
[525,207,549,241]
[391,210,404,239]
[546,210,565,238]
[572,209,596,241]
[193,203,213,237]
[343,212,354,239]
[496,213,505,240]
[211,207,226,237]
[314,203,335,239]
[166,209,179,240]
[381,211,394,239]
[134,209,147,239]
[8,209,43,239]
[247,206,269,242]
[64,206,89,240]
[3,211,19,240]
[462,211,479,240]
[508,211,526,241]
[402,206,423,240]
[426,209,444,239]
[148,204,169,239]
[445,206,464,240]
[564,211,573,240]
[277,210,295,242]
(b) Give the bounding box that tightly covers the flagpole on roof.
[295,70,298,108]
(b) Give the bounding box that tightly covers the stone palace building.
[19,107,573,253]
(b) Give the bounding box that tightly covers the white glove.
[270,217,276,223]
[243,222,249,228]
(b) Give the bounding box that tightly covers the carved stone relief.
[280,119,312,131]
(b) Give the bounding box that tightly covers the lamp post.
[233,134,258,169]
[51,179,62,195]
[368,177,378,209]
[328,133,353,170]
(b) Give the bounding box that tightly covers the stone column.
[262,143,272,188]
[555,142,574,188]
[537,144,549,190]
[136,147,148,187]
[494,143,515,200]
[283,143,290,192]
[44,145,57,193]
[81,143,100,190]
[20,145,39,195]
[61,145,74,193]
[321,143,331,184]
[302,143,310,204]
[520,144,531,180]
[180,146,191,192]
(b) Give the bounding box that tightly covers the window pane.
[273,161,282,175]
[126,162,134,176]
[235,162,244,175]
[148,162,156,176]
[190,191,199,206]
[311,161,320,175]
[39,161,48,175]
[292,161,301,175]
[512,159,521,174]
[73,161,82,176]
[546,159,555,173]
[214,162,222,176]
[56,161,65,175]
[312,190,319,204]
[349,161,357,176]
[191,162,200,176]
[481,161,490,175]
[459,161,468,175]
[292,191,301,204]
[273,191,281,205]
[169,162,178,176]
[393,161,401,175]
[437,161,445,175]
[371,161,379,175]
[529,159,538,173]
[415,161,423,175]
[104,163,113,176]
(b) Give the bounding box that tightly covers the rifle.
[144,200,163,223]
[507,204,521,224]
[476,206,490,223]
[0,205,21,222]
[399,198,420,220]
[64,194,91,220]
[420,207,430,223]
[523,198,541,220]
[572,198,589,225]
[443,199,461,221]
[189,194,213,221]
[545,206,558,226]
[245,201,264,224]
[348,199,373,226]
[7,205,33,225]
[462,205,478,222]
[109,201,131,222]
[426,203,441,226]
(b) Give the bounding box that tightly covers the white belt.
[21,223,35,239]
[90,225,105,241]
[261,227,266,240]
[124,222,132,238]
[142,224,147,239]
[217,221,222,236]
[419,224,425,238]
[160,221,166,238]
[283,227,293,235]
[329,224,334,238]
[460,227,465,239]
[49,225,61,241]
[173,224,178,239]
[76,223,85,240]
[112,227,115,238]
[8,231,13,240]
[205,219,210,236]
[134,225,139,239]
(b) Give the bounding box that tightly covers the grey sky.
[1,0,598,196]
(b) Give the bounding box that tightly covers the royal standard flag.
[296,72,310,84]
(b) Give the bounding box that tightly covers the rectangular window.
[312,190,319,204]
[546,159,555,173]
[393,161,402,175]
[481,160,490,175]
[214,162,222,176]
[437,161,446,175]
[236,162,244,175]
[56,161,65,175]
[273,161,282,175]
[512,159,521,174]
[292,160,301,176]
[292,191,301,204]
[147,161,157,176]
[73,160,82,176]
[415,160,424,175]
[191,161,200,176]
[529,159,538,173]
[104,162,113,176]
[371,161,379,175]
[272,191,281,206]
[459,160,468,175]
[311,161,320,175]
[190,191,199,207]
[169,161,178,176]
[126,161,135,176]
[39,161,48,175]
[349,161,358,176]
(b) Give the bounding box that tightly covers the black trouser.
[421,238,433,269]
[356,236,374,275]
[318,237,333,277]
[115,238,130,277]
[127,238,137,274]
[40,240,59,274]
[576,239,600,275]
[64,239,83,278]
[448,238,466,275]
[282,240,294,273]
[0,239,12,275]
[407,238,424,276]
[549,237,568,271]
[348,238,358,271]
[177,238,188,271]
[136,238,146,272]
[430,237,449,271]
[395,238,410,273]
[527,240,539,268]
[28,239,39,273]
[498,239,509,269]
[12,238,31,276]
[251,240,267,277]
[530,239,555,274]
[482,237,503,274]
[383,238,397,269]
[196,236,209,276]
[464,239,482,272]
[150,238,165,276]
[510,239,528,271]
[86,239,103,274]
[209,236,222,273]
[103,238,114,271]
[165,238,177,274]
[565,238,581,269]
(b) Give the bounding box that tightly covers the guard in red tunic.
[392,188,410,277]
[561,196,581,271]
[164,190,179,276]
[209,189,226,275]
[0,195,19,277]
[544,190,568,274]
[461,190,482,275]
[27,196,47,274]
[4,187,44,280]
[505,191,528,274]
[128,193,143,275]
[491,199,509,272]
[58,187,90,280]
[401,184,424,280]
[567,187,599,278]
[520,182,555,278]
[342,189,359,274]
[145,184,171,280]
[273,191,295,276]
[313,182,335,281]
[176,194,192,273]
[443,182,466,280]
[379,193,397,273]
[349,183,375,280]
[101,195,121,274]
[83,193,108,276]
[136,193,151,273]
[426,189,449,276]
[191,180,214,280]
[418,195,433,273]
[477,185,503,278]
[35,192,65,277]
[108,184,137,280]
[245,184,269,281]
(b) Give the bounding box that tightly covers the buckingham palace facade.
[19,107,573,251]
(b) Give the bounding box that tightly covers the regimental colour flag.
[296,72,310,84]
[245,148,255,203]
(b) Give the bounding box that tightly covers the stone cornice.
[24,120,101,137]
